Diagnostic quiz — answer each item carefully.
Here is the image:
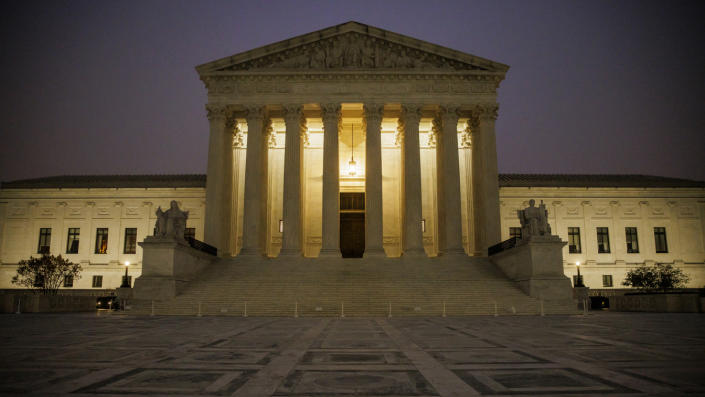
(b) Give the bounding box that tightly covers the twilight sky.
[1,0,704,182]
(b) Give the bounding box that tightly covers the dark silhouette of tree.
[11,254,82,295]
[623,263,689,291]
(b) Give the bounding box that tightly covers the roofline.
[196,21,509,75]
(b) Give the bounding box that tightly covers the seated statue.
[154,200,189,241]
[518,199,552,238]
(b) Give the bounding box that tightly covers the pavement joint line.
[430,317,678,395]
[376,319,481,397]
[231,319,330,397]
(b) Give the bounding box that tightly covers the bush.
[11,254,82,295]
[622,263,689,291]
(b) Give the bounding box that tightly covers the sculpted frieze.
[218,32,489,72]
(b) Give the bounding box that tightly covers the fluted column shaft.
[439,106,465,255]
[319,104,341,257]
[240,106,267,256]
[204,104,227,252]
[470,104,501,255]
[280,105,304,256]
[219,115,236,256]
[400,105,425,256]
[364,104,385,257]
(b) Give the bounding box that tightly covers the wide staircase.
[132,255,576,316]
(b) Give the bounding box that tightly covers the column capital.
[283,104,303,123]
[244,105,266,122]
[321,103,341,124]
[363,103,384,124]
[439,105,461,123]
[471,103,499,121]
[400,104,422,124]
[206,103,228,121]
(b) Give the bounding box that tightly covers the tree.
[622,263,689,291]
[11,254,82,295]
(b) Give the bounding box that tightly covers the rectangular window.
[37,228,51,254]
[95,228,109,254]
[184,227,196,241]
[66,228,80,254]
[63,275,74,288]
[625,227,639,253]
[597,227,610,253]
[509,227,522,240]
[568,227,581,253]
[602,275,613,287]
[34,274,44,288]
[654,227,668,253]
[572,275,581,287]
[123,228,137,254]
[92,275,103,288]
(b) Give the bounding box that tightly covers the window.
[123,228,137,254]
[568,227,581,253]
[572,275,582,287]
[92,275,103,288]
[184,227,196,241]
[597,227,610,253]
[37,228,51,254]
[625,227,639,253]
[66,228,80,254]
[509,227,522,240]
[95,228,109,254]
[34,274,44,288]
[602,275,613,287]
[654,227,668,253]
[63,275,74,288]
[340,192,365,210]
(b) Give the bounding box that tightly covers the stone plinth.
[133,236,216,301]
[490,236,573,301]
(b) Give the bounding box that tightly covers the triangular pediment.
[197,21,508,74]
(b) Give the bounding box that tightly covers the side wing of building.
[498,174,705,288]
[0,175,206,291]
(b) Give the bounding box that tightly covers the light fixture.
[120,261,131,288]
[575,261,584,287]
[348,124,357,176]
[421,219,426,233]
[279,219,284,233]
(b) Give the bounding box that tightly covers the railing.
[186,237,217,256]
[488,237,517,256]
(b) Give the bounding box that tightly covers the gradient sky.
[1,0,704,182]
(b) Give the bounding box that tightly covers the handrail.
[488,237,517,256]
[186,237,217,256]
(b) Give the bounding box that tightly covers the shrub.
[622,263,689,291]
[11,254,82,295]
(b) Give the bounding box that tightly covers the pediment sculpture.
[154,200,189,242]
[219,32,488,72]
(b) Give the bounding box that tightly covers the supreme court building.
[1,22,704,306]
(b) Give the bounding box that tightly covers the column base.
[363,247,386,258]
[401,248,427,257]
[439,247,467,257]
[278,248,303,257]
[238,248,265,257]
[318,248,342,258]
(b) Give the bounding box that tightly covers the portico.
[197,22,508,259]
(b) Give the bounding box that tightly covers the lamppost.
[120,261,131,288]
[575,261,584,287]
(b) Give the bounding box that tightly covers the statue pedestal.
[490,236,573,301]
[133,236,217,301]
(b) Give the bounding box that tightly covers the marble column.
[439,106,465,255]
[400,104,425,256]
[364,103,385,257]
[240,106,267,256]
[220,114,236,256]
[204,104,228,252]
[280,105,305,256]
[319,103,341,257]
[470,104,501,255]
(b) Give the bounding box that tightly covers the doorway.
[340,192,365,258]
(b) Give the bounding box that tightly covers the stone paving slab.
[0,312,703,396]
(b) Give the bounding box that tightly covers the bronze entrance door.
[340,193,365,258]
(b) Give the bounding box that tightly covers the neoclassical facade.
[1,22,704,293]
[197,21,506,259]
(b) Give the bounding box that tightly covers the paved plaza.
[0,312,704,396]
